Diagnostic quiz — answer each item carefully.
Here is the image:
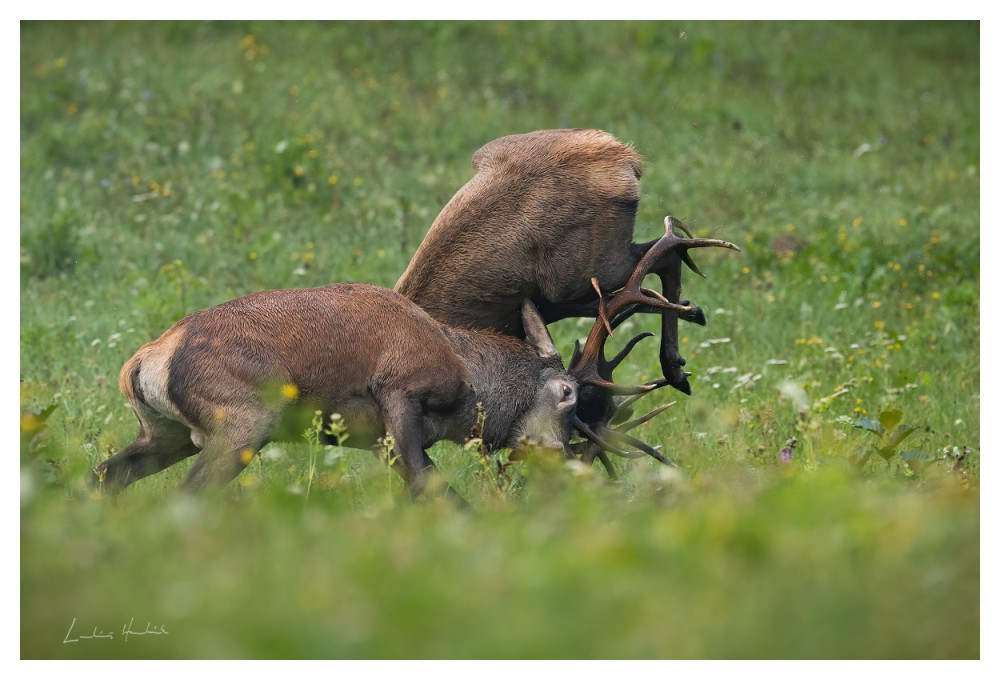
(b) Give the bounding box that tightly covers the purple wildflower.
[779,437,797,464]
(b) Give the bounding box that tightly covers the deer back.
[121,283,476,448]
[395,128,644,334]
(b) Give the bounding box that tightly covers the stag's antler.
[569,216,740,471]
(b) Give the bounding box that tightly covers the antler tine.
[680,250,708,279]
[569,283,665,395]
[594,450,617,478]
[574,439,618,479]
[613,402,677,433]
[671,217,694,238]
[613,390,655,415]
[607,331,655,372]
[606,429,677,467]
[631,216,740,289]
[574,417,667,461]
[591,277,614,337]
[573,416,634,457]
[574,417,677,467]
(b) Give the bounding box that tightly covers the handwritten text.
[63,617,169,643]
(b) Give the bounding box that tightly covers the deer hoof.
[679,301,707,326]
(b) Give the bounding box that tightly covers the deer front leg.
[179,411,275,492]
[656,254,692,395]
[180,437,261,492]
[382,398,464,503]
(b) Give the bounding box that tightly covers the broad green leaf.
[878,409,903,433]
[900,449,928,462]
[889,424,919,448]
[852,417,884,436]
[877,445,896,461]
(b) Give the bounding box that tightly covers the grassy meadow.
[20,21,980,659]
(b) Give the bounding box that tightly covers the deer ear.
[521,300,561,360]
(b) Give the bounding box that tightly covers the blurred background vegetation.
[21,21,978,659]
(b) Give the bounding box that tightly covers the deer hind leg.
[180,436,263,492]
[94,414,201,495]
[179,410,276,493]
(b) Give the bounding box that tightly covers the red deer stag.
[396,129,739,470]
[93,284,578,499]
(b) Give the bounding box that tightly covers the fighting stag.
[94,284,578,500]
[396,129,728,396]
[396,129,740,472]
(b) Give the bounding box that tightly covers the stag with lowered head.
[94,284,578,499]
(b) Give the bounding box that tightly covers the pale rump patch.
[133,327,197,432]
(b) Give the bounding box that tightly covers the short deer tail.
[119,354,145,406]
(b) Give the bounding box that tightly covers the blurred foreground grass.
[21,461,979,659]
[20,21,979,658]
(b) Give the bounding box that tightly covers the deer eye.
[560,382,575,402]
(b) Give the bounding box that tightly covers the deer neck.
[441,326,551,450]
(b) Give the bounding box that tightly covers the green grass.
[20,21,979,659]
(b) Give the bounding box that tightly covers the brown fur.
[397,129,645,334]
